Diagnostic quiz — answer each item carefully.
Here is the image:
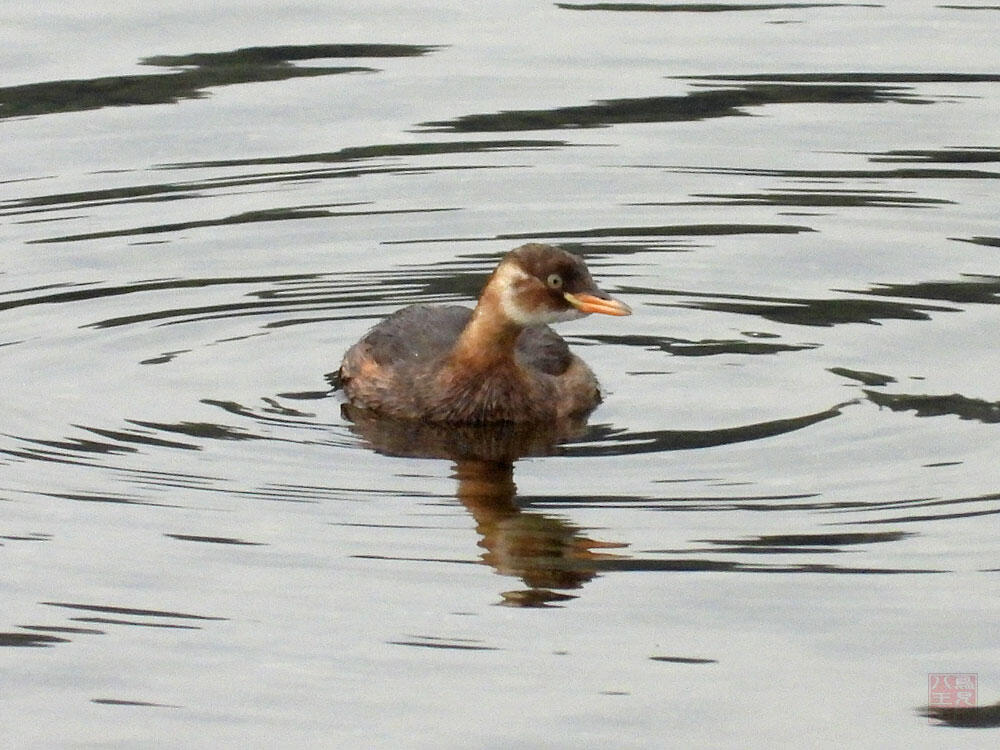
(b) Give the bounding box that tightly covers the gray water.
[2,2,999,747]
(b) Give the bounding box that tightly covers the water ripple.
[584,332,818,356]
[557,3,881,12]
[0,44,439,120]
[419,74,1000,132]
[642,287,955,326]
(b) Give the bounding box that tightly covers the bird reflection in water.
[340,403,628,607]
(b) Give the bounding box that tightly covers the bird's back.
[353,303,574,376]
[362,304,473,366]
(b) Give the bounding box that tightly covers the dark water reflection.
[613,274,1000,330]
[557,3,882,12]
[657,162,1000,181]
[0,44,438,120]
[0,602,227,650]
[28,205,459,246]
[921,702,1000,729]
[560,404,849,455]
[868,147,1000,164]
[864,390,1000,424]
[650,288,956,326]
[163,139,573,169]
[419,74,1000,132]
[586,332,818,356]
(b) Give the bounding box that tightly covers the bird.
[338,243,631,424]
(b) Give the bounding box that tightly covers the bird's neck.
[449,286,523,371]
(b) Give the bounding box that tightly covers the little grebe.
[339,243,631,423]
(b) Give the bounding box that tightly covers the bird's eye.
[546,273,563,290]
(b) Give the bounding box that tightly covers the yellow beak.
[564,292,632,316]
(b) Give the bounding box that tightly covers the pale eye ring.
[546,273,563,290]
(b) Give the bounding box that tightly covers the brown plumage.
[339,243,631,423]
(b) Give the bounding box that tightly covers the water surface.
[2,2,999,747]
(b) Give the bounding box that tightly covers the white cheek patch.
[496,264,536,325]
